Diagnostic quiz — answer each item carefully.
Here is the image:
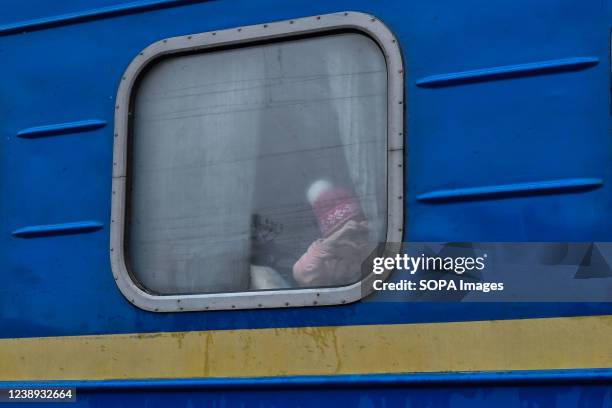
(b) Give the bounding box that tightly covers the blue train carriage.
[1,0,612,406]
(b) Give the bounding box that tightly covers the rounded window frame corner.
[110,11,404,313]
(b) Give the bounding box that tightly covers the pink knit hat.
[307,180,364,238]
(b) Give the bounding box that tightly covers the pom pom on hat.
[307,180,333,205]
[307,180,364,238]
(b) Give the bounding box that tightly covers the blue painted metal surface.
[416,178,604,203]
[12,221,104,238]
[17,119,106,139]
[5,369,612,389]
[2,371,612,407]
[415,56,600,88]
[23,384,612,408]
[0,0,210,35]
[1,0,612,404]
[0,0,610,338]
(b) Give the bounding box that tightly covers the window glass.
[129,32,388,295]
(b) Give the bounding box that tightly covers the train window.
[111,12,403,311]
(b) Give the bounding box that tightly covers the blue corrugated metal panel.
[0,0,611,343]
[415,56,600,88]
[17,119,106,139]
[416,178,604,203]
[12,221,104,238]
[1,370,612,407]
[0,0,211,35]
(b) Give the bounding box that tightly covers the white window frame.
[110,11,404,312]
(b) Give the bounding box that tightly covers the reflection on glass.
[129,33,388,295]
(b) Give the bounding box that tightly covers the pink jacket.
[293,220,369,287]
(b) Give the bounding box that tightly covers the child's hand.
[292,220,370,287]
[326,220,369,250]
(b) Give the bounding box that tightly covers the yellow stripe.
[1,315,611,381]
